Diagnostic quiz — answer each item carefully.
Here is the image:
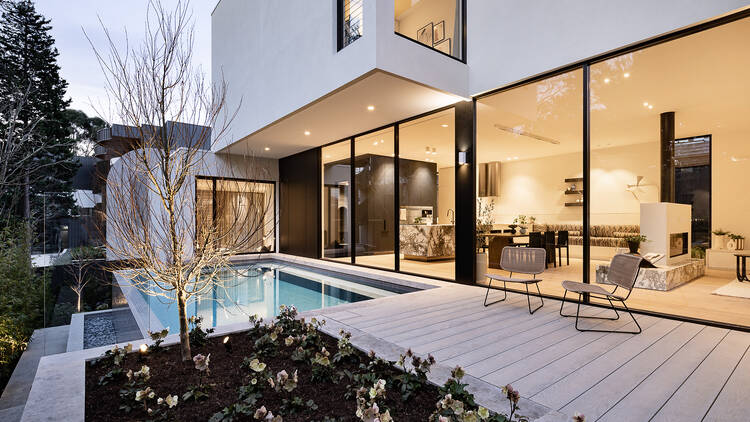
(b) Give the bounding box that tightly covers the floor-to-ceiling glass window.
[398,108,456,279]
[195,177,276,254]
[322,141,352,261]
[476,69,584,297]
[394,0,464,61]
[353,128,396,270]
[589,17,750,327]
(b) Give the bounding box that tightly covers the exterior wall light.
[458,151,467,165]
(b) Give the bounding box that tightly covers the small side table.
[735,252,750,282]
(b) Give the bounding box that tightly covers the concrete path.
[308,284,750,422]
[0,326,69,422]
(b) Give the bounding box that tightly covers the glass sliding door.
[476,68,584,297]
[353,128,396,269]
[398,108,455,279]
[322,141,353,262]
[589,16,750,327]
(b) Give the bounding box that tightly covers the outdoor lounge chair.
[560,253,644,334]
[484,247,546,314]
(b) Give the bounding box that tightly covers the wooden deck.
[310,284,750,421]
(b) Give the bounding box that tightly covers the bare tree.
[65,246,103,313]
[89,0,274,361]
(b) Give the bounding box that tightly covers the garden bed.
[85,307,519,421]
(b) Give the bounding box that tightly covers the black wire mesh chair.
[484,247,546,314]
[559,253,644,334]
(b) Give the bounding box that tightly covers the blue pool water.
[134,261,412,331]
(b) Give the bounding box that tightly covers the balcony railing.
[337,0,363,51]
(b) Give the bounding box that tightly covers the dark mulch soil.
[85,330,441,421]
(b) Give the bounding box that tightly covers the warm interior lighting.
[304,130,310,136]
[367,105,375,111]
[441,124,449,128]
[648,105,653,109]
[458,151,467,165]
[623,72,630,78]
[373,141,378,146]
[264,147,270,151]
[643,102,649,107]
[604,78,610,84]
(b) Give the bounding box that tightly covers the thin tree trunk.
[177,290,191,361]
[77,293,82,313]
[24,171,31,257]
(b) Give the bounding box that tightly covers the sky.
[35,0,217,120]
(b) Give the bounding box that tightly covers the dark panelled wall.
[279,148,321,258]
[454,101,476,284]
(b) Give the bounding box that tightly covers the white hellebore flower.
[164,394,178,408]
[478,406,490,419]
[249,358,267,372]
[193,353,210,372]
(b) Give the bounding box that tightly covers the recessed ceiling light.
[264,147,270,151]
[623,72,630,78]
[367,105,375,111]
[648,105,653,109]
[304,130,310,136]
[513,157,518,160]
[380,139,384,143]
[643,102,649,107]
[506,157,512,161]
[441,124,449,128]
[604,78,610,84]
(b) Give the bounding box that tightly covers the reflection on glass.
[322,141,352,260]
[341,0,364,49]
[354,129,395,269]
[195,178,275,253]
[394,0,463,60]
[588,17,750,327]
[476,69,583,295]
[398,108,455,279]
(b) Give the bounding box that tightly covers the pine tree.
[0,0,77,244]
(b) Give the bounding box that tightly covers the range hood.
[478,161,501,197]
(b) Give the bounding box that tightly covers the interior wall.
[280,148,321,258]
[396,0,457,51]
[437,166,456,224]
[711,127,750,237]
[480,141,658,227]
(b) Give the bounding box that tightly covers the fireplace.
[669,232,688,257]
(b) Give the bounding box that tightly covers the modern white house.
[200,0,750,330]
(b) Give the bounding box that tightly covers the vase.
[627,241,639,254]
[727,239,737,251]
[476,252,488,283]
[519,226,527,235]
[714,234,726,250]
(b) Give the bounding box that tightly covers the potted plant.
[476,199,495,282]
[623,234,647,254]
[712,229,729,250]
[728,233,745,251]
[513,215,528,234]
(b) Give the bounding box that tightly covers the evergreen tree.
[0,0,77,243]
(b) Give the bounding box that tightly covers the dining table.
[483,233,532,269]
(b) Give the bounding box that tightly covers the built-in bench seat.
[533,224,640,248]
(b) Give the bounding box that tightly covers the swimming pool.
[131,261,414,331]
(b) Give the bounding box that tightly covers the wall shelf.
[564,177,584,183]
[565,202,583,207]
[564,190,583,195]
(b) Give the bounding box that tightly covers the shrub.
[0,222,45,393]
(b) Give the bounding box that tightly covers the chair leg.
[558,247,562,267]
[566,246,569,265]
[571,297,641,334]
[484,278,508,307]
[525,283,543,314]
[560,294,619,321]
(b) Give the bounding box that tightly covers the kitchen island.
[399,224,455,261]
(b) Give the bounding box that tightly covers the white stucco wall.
[467,0,750,95]
[106,148,279,261]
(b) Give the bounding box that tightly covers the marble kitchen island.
[399,224,455,261]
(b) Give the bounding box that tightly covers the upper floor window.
[338,0,364,51]
[394,0,465,62]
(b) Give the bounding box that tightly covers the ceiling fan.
[493,124,560,145]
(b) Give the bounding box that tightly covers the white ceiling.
[221,70,463,159]
[477,16,750,163]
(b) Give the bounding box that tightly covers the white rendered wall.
[467,0,750,95]
[106,148,279,261]
[211,0,469,152]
